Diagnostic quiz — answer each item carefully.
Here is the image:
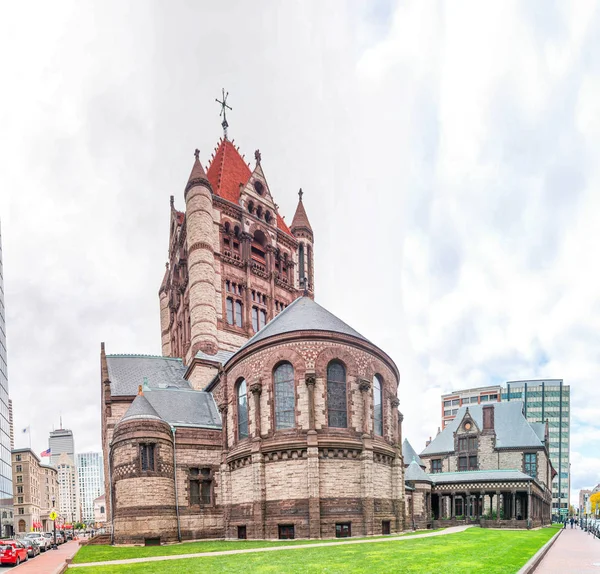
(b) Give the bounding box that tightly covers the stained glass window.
[237,379,248,439]
[373,375,383,436]
[274,362,295,429]
[327,361,347,428]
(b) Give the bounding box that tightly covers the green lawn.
[73,529,443,564]
[71,526,560,573]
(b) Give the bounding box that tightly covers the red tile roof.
[207,139,251,204]
[205,139,294,237]
[277,213,292,235]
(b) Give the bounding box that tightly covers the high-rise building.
[77,452,104,524]
[49,428,80,523]
[12,448,59,533]
[55,452,79,523]
[49,428,75,467]
[0,223,14,536]
[440,379,570,518]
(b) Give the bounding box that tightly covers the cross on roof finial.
[298,188,303,201]
[215,88,232,139]
[255,149,261,164]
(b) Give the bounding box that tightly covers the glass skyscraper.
[77,452,104,524]
[0,223,14,536]
[504,379,570,518]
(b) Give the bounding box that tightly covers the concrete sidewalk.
[535,527,600,573]
[70,525,473,568]
[15,540,80,574]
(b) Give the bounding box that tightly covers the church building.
[101,111,405,544]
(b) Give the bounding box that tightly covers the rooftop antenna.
[59,414,63,430]
[215,88,232,139]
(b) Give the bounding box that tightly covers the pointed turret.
[290,188,313,236]
[291,189,315,296]
[185,149,210,196]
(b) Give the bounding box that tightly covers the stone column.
[305,373,316,431]
[465,491,470,519]
[451,493,456,518]
[391,398,400,445]
[512,491,516,520]
[496,491,501,522]
[250,381,262,438]
[218,403,229,453]
[359,380,371,436]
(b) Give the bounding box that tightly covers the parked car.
[17,537,40,558]
[0,540,28,566]
[55,532,65,544]
[25,532,51,551]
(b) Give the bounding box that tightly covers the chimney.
[483,404,495,431]
[425,436,432,447]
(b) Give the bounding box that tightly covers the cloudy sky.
[1,1,599,505]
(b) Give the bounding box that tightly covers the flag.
[40,448,51,457]
[22,426,30,434]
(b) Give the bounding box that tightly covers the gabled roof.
[421,402,544,456]
[290,196,312,234]
[402,439,425,467]
[230,296,369,360]
[106,355,190,396]
[405,460,432,483]
[119,394,163,424]
[207,139,252,204]
[194,349,235,365]
[277,213,292,235]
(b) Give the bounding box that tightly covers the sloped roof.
[277,213,292,235]
[230,296,369,360]
[421,402,543,456]
[531,422,546,443]
[290,197,312,233]
[145,388,221,429]
[106,355,190,396]
[194,349,235,365]
[187,155,207,184]
[430,469,534,484]
[207,139,252,204]
[119,394,163,424]
[405,460,432,483]
[403,439,425,467]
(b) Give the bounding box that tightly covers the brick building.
[12,448,59,533]
[404,402,554,529]
[101,129,405,544]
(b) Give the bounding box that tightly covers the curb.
[516,528,563,574]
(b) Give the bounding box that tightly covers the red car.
[0,540,28,566]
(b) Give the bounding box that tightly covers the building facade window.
[327,361,347,428]
[524,453,537,478]
[235,300,243,327]
[16,465,22,473]
[335,522,351,538]
[373,375,383,436]
[458,437,478,451]
[140,444,155,472]
[252,307,259,331]
[237,379,248,440]
[226,297,234,325]
[278,524,295,539]
[298,243,305,282]
[431,459,442,473]
[274,362,295,430]
[458,455,477,471]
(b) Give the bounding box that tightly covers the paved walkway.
[71,525,473,568]
[15,540,80,574]
[535,527,600,573]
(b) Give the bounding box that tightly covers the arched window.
[373,374,383,436]
[298,243,305,283]
[100,506,105,514]
[18,519,25,533]
[237,379,248,439]
[327,361,347,428]
[274,362,295,430]
[251,230,267,264]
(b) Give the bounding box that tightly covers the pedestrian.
[570,516,574,528]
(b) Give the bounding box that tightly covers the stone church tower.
[158,135,313,389]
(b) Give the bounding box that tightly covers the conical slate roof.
[187,155,207,181]
[403,439,425,468]
[291,195,312,234]
[405,459,432,483]
[119,393,163,424]
[231,296,369,359]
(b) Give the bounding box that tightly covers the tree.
[590,492,600,515]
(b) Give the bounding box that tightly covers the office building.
[0,224,14,536]
[48,428,75,468]
[77,452,104,524]
[440,379,570,518]
[56,452,80,523]
[12,448,59,533]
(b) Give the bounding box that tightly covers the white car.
[24,533,50,551]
